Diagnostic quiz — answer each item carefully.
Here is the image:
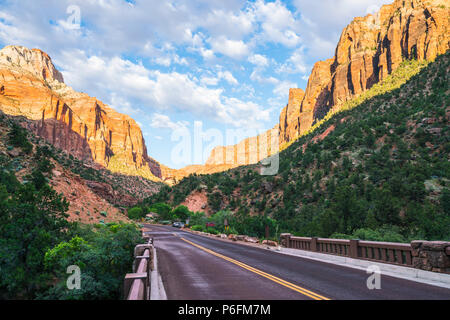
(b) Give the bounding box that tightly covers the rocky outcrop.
[279,88,305,145]
[204,0,449,167]
[206,127,279,166]
[0,45,64,83]
[295,0,450,136]
[0,45,162,181]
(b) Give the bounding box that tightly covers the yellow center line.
[180,237,330,301]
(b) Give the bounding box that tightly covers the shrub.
[127,207,144,220]
[191,225,204,232]
[8,123,32,154]
[206,227,219,235]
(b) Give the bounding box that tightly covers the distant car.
[172,222,184,228]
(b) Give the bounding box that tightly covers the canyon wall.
[0,45,162,181]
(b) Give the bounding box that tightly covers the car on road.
[172,222,184,228]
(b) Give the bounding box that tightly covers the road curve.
[148,225,450,300]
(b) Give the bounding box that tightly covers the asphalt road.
[147,225,450,300]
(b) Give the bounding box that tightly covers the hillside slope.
[0,110,162,222]
[144,51,450,241]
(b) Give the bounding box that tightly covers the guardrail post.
[311,237,318,252]
[349,239,359,258]
[280,233,292,248]
[124,273,147,300]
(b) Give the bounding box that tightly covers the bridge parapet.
[123,232,154,300]
[280,234,450,274]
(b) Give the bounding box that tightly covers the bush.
[8,123,32,154]
[149,203,172,221]
[206,227,219,235]
[41,223,142,300]
[191,225,204,232]
[127,207,144,220]
[171,205,191,221]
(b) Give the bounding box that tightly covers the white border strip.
[278,247,450,289]
[150,246,167,300]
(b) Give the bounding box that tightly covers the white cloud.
[200,76,219,86]
[57,50,267,129]
[248,54,268,67]
[251,0,301,47]
[209,37,250,60]
[250,71,279,85]
[277,47,309,74]
[218,71,238,85]
[150,113,189,131]
[201,9,254,39]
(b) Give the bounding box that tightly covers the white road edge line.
[182,229,450,290]
[277,248,450,290]
[150,245,167,300]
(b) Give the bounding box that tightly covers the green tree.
[127,207,144,220]
[171,205,191,221]
[0,184,70,299]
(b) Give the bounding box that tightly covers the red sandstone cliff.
[0,45,162,181]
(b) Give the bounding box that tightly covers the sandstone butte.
[0,0,448,186]
[0,45,163,182]
[205,0,449,169]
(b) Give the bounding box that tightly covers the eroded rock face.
[0,45,162,181]
[204,0,449,167]
[0,45,64,83]
[297,0,449,135]
[279,88,305,145]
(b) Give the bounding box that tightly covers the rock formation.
[0,45,162,181]
[205,0,449,166]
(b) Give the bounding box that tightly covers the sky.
[0,0,392,168]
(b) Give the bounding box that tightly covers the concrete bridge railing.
[123,234,154,300]
[280,234,450,274]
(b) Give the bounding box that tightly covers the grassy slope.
[144,51,450,241]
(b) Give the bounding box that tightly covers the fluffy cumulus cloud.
[57,50,267,129]
[150,113,189,131]
[208,37,250,60]
[251,0,302,47]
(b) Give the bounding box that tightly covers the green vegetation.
[8,122,32,154]
[143,52,450,242]
[0,114,142,299]
[127,206,144,220]
[40,223,141,300]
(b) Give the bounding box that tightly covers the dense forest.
[141,52,450,242]
[0,115,142,300]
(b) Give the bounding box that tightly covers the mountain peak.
[0,45,64,83]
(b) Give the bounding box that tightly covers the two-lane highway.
[147,225,450,300]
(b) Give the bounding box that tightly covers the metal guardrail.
[280,234,414,267]
[123,237,154,300]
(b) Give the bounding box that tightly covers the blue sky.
[0,0,392,168]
